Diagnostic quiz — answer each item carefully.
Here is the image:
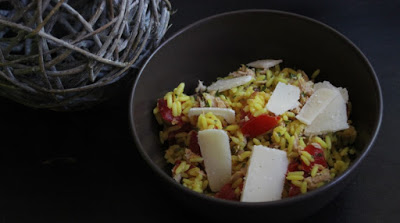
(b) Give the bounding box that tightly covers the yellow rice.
[154,62,357,200]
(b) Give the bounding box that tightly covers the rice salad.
[153,59,357,202]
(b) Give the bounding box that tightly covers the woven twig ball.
[0,0,171,110]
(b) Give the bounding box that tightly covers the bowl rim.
[129,9,383,207]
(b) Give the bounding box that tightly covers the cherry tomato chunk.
[241,114,280,138]
[288,161,300,172]
[301,144,328,172]
[188,130,201,155]
[157,99,183,125]
[288,184,301,197]
[167,123,192,144]
[215,183,238,201]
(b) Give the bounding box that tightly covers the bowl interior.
[130,9,382,217]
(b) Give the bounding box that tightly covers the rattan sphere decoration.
[0,0,171,110]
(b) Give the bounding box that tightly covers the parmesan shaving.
[246,59,283,69]
[266,82,300,115]
[207,76,253,92]
[296,88,339,125]
[304,93,349,135]
[314,81,349,102]
[188,107,235,124]
[198,129,231,192]
[241,145,288,202]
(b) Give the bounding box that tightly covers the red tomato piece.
[288,184,301,197]
[240,114,280,138]
[301,144,328,173]
[157,99,183,125]
[188,130,201,155]
[167,123,192,144]
[215,183,238,201]
[287,161,300,172]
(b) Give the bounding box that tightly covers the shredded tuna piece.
[336,125,357,146]
[291,106,301,114]
[203,93,215,107]
[305,168,332,189]
[214,97,228,108]
[196,96,206,107]
[195,80,207,93]
[291,136,300,152]
[299,78,314,96]
[199,93,229,108]
[229,66,256,78]
[184,148,198,162]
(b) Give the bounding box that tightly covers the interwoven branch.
[0,0,171,110]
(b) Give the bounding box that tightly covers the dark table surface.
[1,0,399,222]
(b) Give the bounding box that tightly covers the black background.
[1,0,399,222]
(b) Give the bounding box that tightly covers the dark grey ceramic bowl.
[129,10,382,222]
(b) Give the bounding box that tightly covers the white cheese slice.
[266,82,300,115]
[296,88,339,125]
[197,129,231,192]
[241,145,288,202]
[188,107,236,124]
[314,81,349,103]
[246,59,283,69]
[207,76,252,92]
[304,93,349,135]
